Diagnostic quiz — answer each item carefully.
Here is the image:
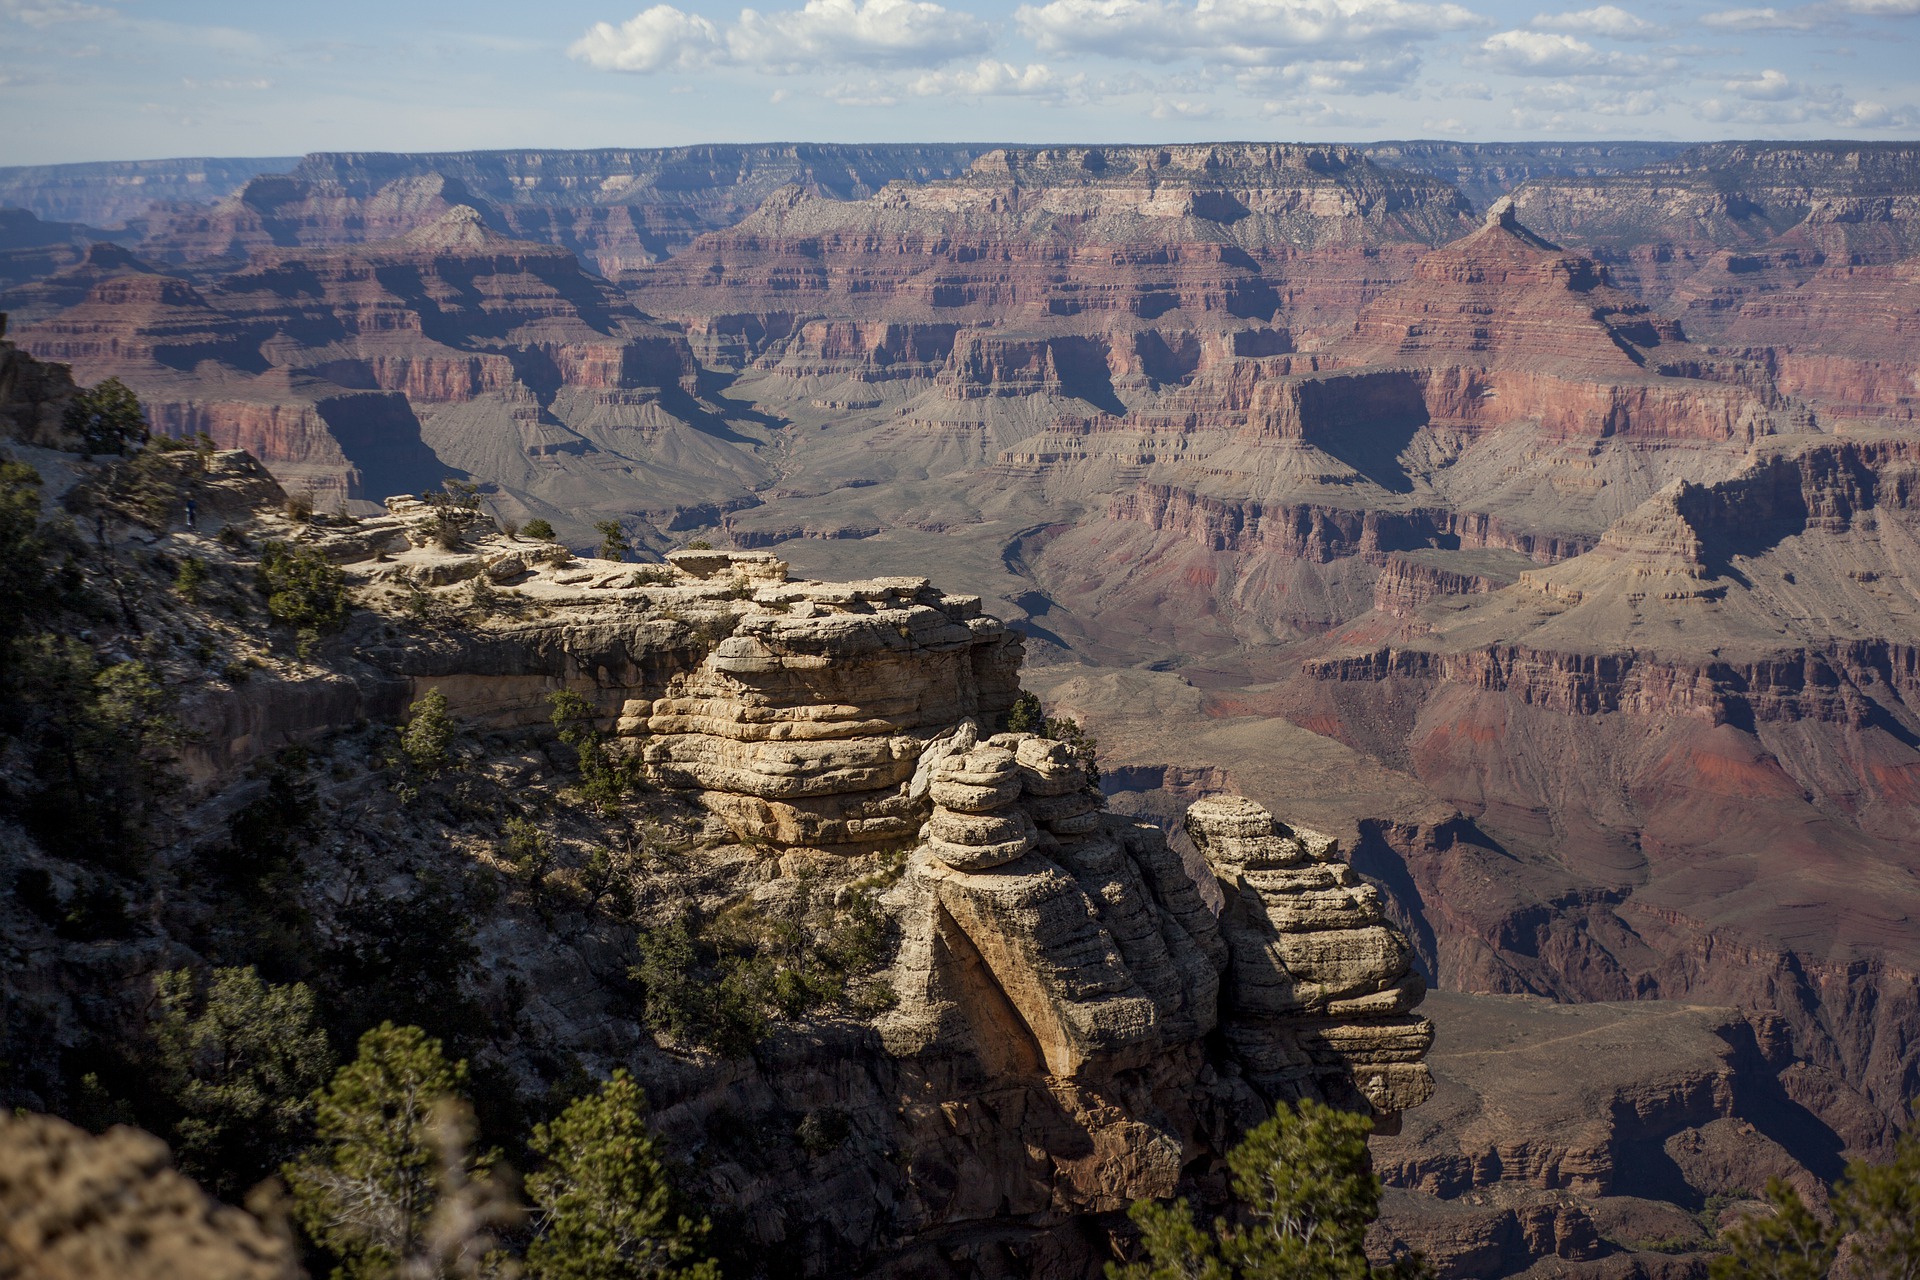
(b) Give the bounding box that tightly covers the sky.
[0,0,1916,164]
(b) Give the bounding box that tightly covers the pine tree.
[595,520,632,562]
[1110,1098,1428,1280]
[285,1023,469,1279]
[64,377,149,456]
[1836,1118,1920,1280]
[151,967,332,1197]
[526,1070,718,1280]
[1710,1178,1838,1280]
[401,688,458,777]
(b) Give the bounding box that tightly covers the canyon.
[6,137,1920,1276]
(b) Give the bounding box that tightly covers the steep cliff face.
[1509,142,1920,322]
[0,315,78,445]
[129,146,986,275]
[17,207,772,524]
[238,532,1435,1272]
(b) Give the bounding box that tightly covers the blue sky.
[1,0,1915,164]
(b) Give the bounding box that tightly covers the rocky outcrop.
[0,315,78,445]
[1188,795,1433,1118]
[0,1111,298,1280]
[637,564,1022,849]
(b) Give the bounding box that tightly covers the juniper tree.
[526,1070,718,1279]
[150,966,332,1197]
[285,1023,470,1279]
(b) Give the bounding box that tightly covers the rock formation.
[16,206,768,525]
[0,1111,298,1280]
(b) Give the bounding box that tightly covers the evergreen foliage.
[526,1070,719,1279]
[1109,1098,1429,1280]
[64,377,149,456]
[1710,1179,1839,1280]
[596,520,633,562]
[401,688,458,778]
[630,880,895,1056]
[150,967,332,1197]
[258,539,351,633]
[522,518,555,541]
[550,689,636,814]
[1003,689,1101,786]
[1712,1117,1920,1280]
[285,1023,469,1279]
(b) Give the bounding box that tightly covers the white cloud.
[823,76,901,104]
[1151,96,1219,116]
[1529,5,1662,37]
[181,77,274,91]
[1270,50,1422,93]
[909,59,1084,98]
[1701,6,1818,28]
[1475,28,1658,75]
[1013,0,1483,65]
[1836,0,1920,13]
[1260,98,1384,124]
[572,0,990,75]
[1724,67,1793,98]
[1697,74,1915,126]
[0,0,111,27]
[571,6,722,71]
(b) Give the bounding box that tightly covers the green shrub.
[550,690,637,814]
[1111,1097,1431,1280]
[150,966,332,1197]
[257,540,351,632]
[285,1024,468,1279]
[629,883,895,1056]
[595,519,632,562]
[400,688,458,778]
[523,518,556,541]
[9,640,179,865]
[526,1070,719,1280]
[64,377,148,456]
[1004,690,1101,786]
[173,554,209,600]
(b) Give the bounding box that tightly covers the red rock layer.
[19,207,704,502]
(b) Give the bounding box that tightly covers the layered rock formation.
[1370,991,1831,1279]
[130,146,984,275]
[250,535,1432,1268]
[0,156,296,229]
[16,207,772,526]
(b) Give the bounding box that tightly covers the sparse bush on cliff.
[1712,1113,1920,1280]
[10,639,180,865]
[630,880,897,1056]
[1004,689,1101,787]
[596,519,633,562]
[522,518,555,541]
[526,1069,719,1280]
[149,966,333,1198]
[1110,1097,1432,1280]
[550,689,638,815]
[173,554,209,600]
[401,688,459,779]
[285,1023,472,1280]
[64,376,148,457]
[322,875,486,1054]
[257,539,351,633]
